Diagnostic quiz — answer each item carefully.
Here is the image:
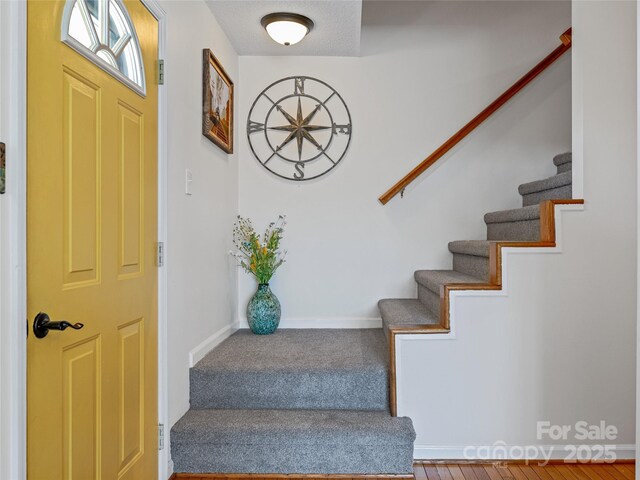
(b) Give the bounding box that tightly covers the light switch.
[185,169,193,195]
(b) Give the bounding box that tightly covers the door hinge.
[0,142,6,194]
[158,423,164,450]
[158,59,165,85]
[156,242,164,267]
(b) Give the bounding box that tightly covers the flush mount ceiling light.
[261,13,314,46]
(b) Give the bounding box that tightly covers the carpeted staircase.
[378,152,572,335]
[171,152,572,475]
[171,329,416,475]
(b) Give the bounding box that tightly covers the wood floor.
[413,463,635,480]
[170,463,636,480]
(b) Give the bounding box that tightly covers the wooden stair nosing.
[388,199,583,337]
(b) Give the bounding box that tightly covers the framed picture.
[202,48,234,153]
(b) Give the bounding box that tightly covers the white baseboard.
[413,444,636,461]
[188,324,233,367]
[234,317,382,330]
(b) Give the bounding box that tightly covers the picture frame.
[202,48,234,153]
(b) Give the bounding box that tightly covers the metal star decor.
[270,99,331,161]
[247,76,352,181]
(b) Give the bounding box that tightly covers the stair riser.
[171,443,415,475]
[522,184,572,207]
[557,162,572,174]
[486,219,540,241]
[452,253,489,281]
[417,285,441,316]
[190,370,389,411]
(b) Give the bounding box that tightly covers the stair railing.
[378,28,572,205]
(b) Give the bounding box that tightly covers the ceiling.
[205,1,362,56]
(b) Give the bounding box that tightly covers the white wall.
[162,0,239,429]
[237,1,572,327]
[397,0,636,458]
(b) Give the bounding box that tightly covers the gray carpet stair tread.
[172,409,415,446]
[414,269,484,295]
[171,409,416,474]
[378,299,440,327]
[518,171,572,195]
[553,152,572,166]
[484,204,540,224]
[194,329,387,373]
[448,240,491,258]
[190,329,389,411]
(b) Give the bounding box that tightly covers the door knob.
[32,312,84,339]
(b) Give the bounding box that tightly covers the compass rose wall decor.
[247,76,352,181]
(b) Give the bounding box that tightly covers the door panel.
[62,69,101,287]
[62,336,102,480]
[117,102,144,279]
[117,317,144,472]
[27,1,158,479]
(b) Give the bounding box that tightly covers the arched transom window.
[61,0,146,96]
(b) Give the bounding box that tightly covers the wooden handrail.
[378,28,572,205]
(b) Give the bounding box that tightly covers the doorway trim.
[143,1,170,477]
[0,1,169,478]
[0,1,27,479]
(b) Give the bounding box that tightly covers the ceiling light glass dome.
[261,13,314,46]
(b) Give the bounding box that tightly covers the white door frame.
[0,1,169,479]
[0,1,28,479]
[144,1,170,477]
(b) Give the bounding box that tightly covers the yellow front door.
[27,1,158,478]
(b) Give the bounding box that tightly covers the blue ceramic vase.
[247,284,281,335]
